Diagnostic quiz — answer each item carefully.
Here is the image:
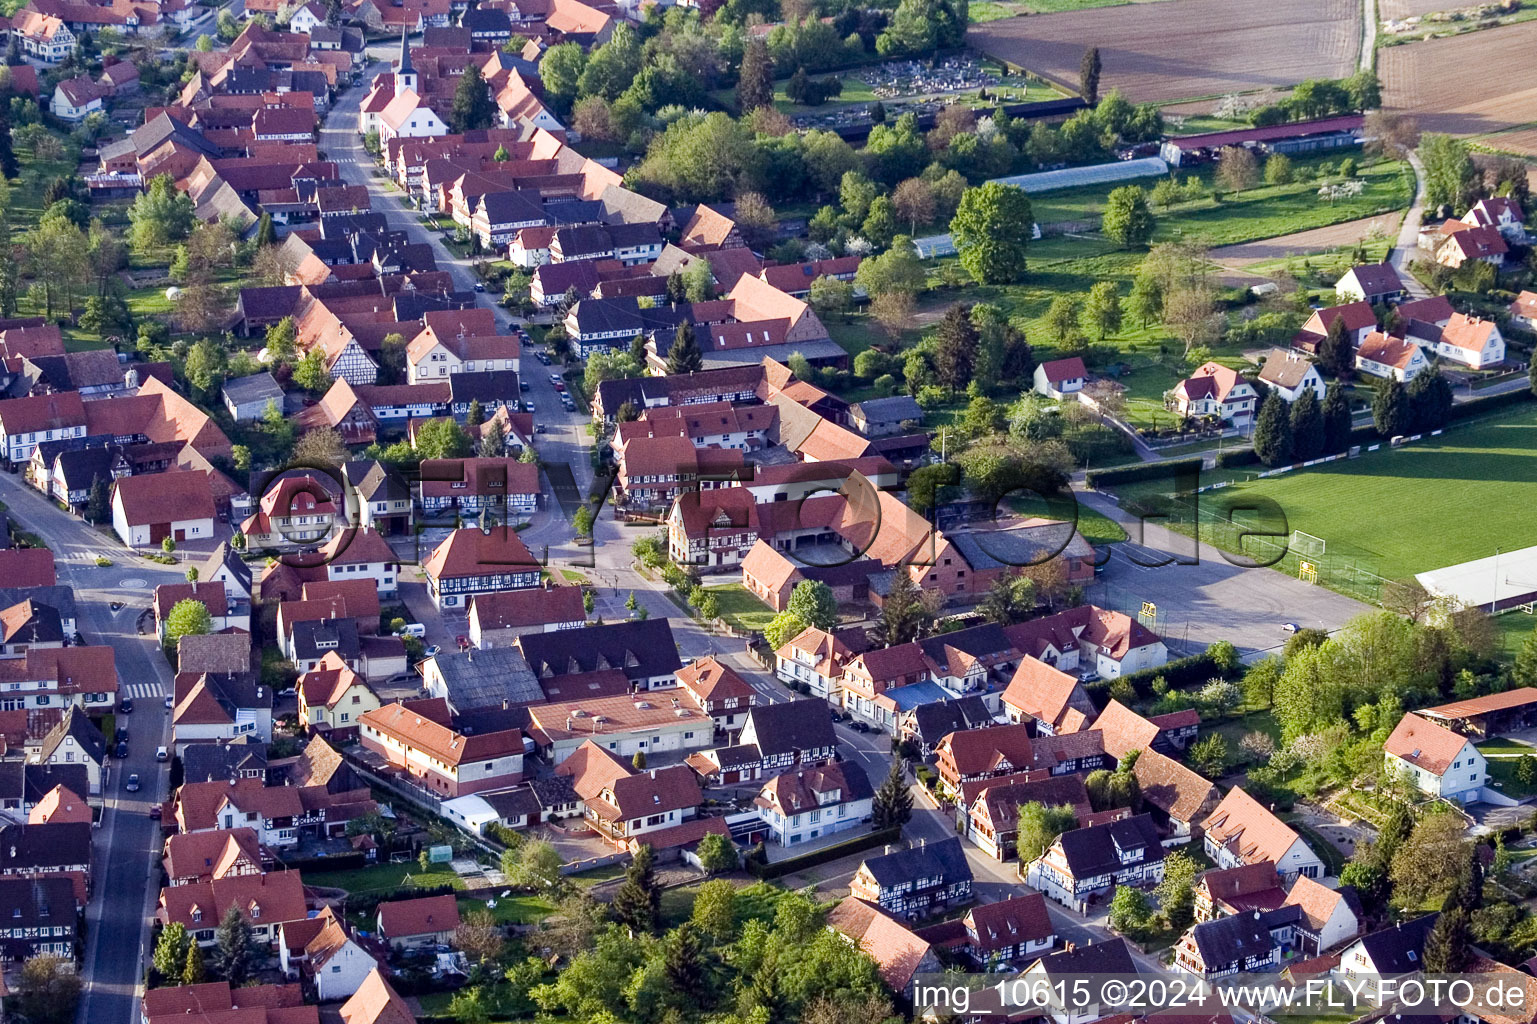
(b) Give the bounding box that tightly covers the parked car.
[149,805,161,820]
[424,644,441,657]
[520,380,530,392]
[125,774,140,792]
[115,727,128,744]
[163,694,173,709]
[474,282,485,292]
[116,741,128,759]
[1282,622,1301,633]
[156,746,169,762]
[119,698,134,714]
[523,400,536,413]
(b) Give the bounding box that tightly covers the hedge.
[1087,651,1223,704]
[1085,457,1204,489]
[1447,384,1533,422]
[1215,448,1260,468]
[749,826,901,880]
[276,851,369,874]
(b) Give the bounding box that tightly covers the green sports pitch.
[1121,405,1537,587]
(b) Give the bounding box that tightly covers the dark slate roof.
[481,787,541,818]
[526,773,578,808]
[134,111,218,159]
[0,878,76,953]
[343,460,411,504]
[705,743,762,769]
[1190,906,1299,966]
[545,200,605,226]
[741,698,836,758]
[916,622,1015,665]
[198,543,253,596]
[0,762,22,803]
[430,647,542,711]
[1034,938,1138,977]
[1355,913,1438,974]
[1056,813,1165,878]
[223,372,285,408]
[479,190,546,226]
[23,763,89,805]
[908,695,995,748]
[182,738,269,784]
[568,297,687,339]
[53,447,115,494]
[851,395,923,425]
[517,619,681,683]
[0,587,75,622]
[37,708,106,767]
[448,370,521,405]
[462,7,511,32]
[859,836,971,889]
[291,618,360,663]
[238,285,302,321]
[0,822,93,871]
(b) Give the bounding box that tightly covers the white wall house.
[1428,313,1505,369]
[1384,713,1487,803]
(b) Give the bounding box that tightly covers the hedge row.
[1448,384,1534,422]
[1085,457,1204,489]
[276,851,369,874]
[1087,651,1223,704]
[749,826,901,880]
[1214,448,1260,468]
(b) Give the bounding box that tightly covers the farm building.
[1414,689,1537,739]
[1159,115,1363,167]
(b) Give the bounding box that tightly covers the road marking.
[124,682,166,700]
[118,578,148,588]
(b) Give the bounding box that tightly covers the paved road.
[0,473,183,1024]
[1074,487,1368,659]
[1388,149,1430,299]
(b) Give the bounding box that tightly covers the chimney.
[649,768,656,779]
[883,845,893,856]
[503,698,509,711]
[918,837,926,849]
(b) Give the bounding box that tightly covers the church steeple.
[396,28,416,92]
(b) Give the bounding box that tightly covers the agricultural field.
[1206,214,1401,268]
[1113,405,1537,585]
[1379,20,1537,138]
[1379,0,1459,17]
[969,0,1360,103]
[970,0,1173,19]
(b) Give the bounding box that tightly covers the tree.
[1016,801,1077,863]
[448,988,490,1024]
[291,347,332,396]
[1186,734,1229,777]
[737,37,774,113]
[154,921,192,978]
[860,195,897,248]
[872,759,913,829]
[1287,387,1325,461]
[1043,295,1081,347]
[1127,272,1162,329]
[415,418,473,459]
[129,174,195,253]
[762,610,810,650]
[1081,281,1123,341]
[453,908,506,964]
[1420,133,1477,214]
[503,839,563,890]
[735,191,780,250]
[1154,850,1201,929]
[163,598,213,656]
[809,276,854,319]
[1216,146,1259,194]
[692,878,737,941]
[1264,154,1295,186]
[465,398,485,428]
[181,940,207,986]
[870,291,916,342]
[631,749,647,771]
[932,304,980,392]
[667,321,703,374]
[1391,812,1472,908]
[950,183,1033,284]
[1317,313,1354,381]
[265,316,298,362]
[1321,381,1353,453]
[1079,46,1101,105]
[1101,185,1155,248]
[892,177,936,235]
[612,844,661,934]
[1407,370,1453,432]
[695,832,738,874]
[1253,391,1292,466]
[477,419,507,459]
[979,571,1037,626]
[85,474,109,525]
[855,239,926,297]
[214,905,255,984]
[1163,284,1222,356]
[787,579,838,631]
[1372,377,1410,438]
[1423,906,1470,972]
[1109,886,1150,933]
[572,505,594,537]
[183,336,224,399]
[451,63,497,132]
[15,955,81,1024]
[874,567,932,646]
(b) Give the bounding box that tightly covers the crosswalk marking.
[123,682,166,700]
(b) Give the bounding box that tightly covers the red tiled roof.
[376,893,460,939]
[1384,713,1468,777]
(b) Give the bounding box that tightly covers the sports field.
[1118,405,1537,586]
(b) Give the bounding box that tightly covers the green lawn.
[1076,507,1128,545]
[1112,405,1537,588]
[705,583,778,632]
[303,861,467,894]
[567,863,626,886]
[1495,612,1537,663]
[1480,740,1537,799]
[458,893,556,925]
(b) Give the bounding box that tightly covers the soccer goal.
[1290,531,1327,559]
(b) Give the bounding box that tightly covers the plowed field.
[1380,21,1537,136]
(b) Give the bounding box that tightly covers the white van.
[396,623,427,638]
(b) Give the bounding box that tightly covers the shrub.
[1085,457,1204,489]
